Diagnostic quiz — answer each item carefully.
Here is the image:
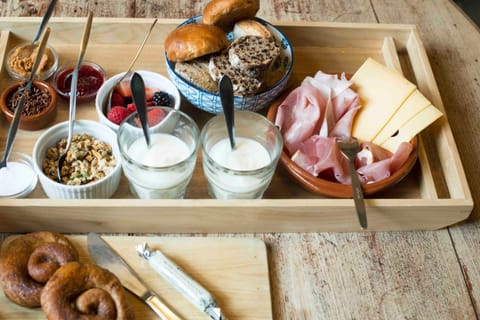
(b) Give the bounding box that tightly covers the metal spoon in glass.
[130,72,151,148]
[337,137,368,229]
[219,75,236,150]
[57,12,93,183]
[0,28,51,169]
[104,18,158,114]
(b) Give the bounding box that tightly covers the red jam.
[55,64,105,102]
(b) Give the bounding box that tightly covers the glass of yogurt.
[117,106,200,199]
[201,111,283,199]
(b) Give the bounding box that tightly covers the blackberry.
[152,91,173,107]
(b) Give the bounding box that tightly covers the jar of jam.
[53,61,106,103]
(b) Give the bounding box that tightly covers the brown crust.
[165,23,229,62]
[202,0,260,28]
[0,232,79,307]
[41,262,135,320]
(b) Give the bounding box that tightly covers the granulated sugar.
[0,161,36,197]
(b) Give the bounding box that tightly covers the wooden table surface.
[1,0,480,319]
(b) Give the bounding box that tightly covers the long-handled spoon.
[56,12,93,183]
[337,137,368,229]
[131,72,151,148]
[32,0,57,45]
[104,18,158,114]
[0,28,51,169]
[219,75,236,150]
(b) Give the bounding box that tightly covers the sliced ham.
[293,135,351,183]
[357,142,413,184]
[275,81,327,154]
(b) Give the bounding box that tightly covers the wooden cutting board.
[0,235,272,320]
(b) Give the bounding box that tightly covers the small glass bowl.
[0,151,38,198]
[52,60,106,103]
[5,43,58,81]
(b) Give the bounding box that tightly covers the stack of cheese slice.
[350,58,443,153]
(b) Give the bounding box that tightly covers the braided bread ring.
[41,262,135,320]
[0,231,79,307]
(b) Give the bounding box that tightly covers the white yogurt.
[125,133,192,193]
[0,162,37,197]
[205,137,272,198]
[128,133,190,167]
[209,137,270,171]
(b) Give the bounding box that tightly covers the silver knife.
[87,232,183,320]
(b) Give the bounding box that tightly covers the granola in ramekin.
[43,133,117,185]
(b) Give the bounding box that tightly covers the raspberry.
[152,91,173,107]
[111,92,125,108]
[127,103,136,112]
[107,106,132,125]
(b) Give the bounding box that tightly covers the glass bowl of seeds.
[0,80,57,131]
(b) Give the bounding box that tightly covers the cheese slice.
[381,105,443,153]
[351,58,416,142]
[372,90,431,145]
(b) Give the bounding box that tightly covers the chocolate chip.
[7,84,51,116]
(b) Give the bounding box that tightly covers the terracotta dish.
[0,80,57,131]
[266,87,419,198]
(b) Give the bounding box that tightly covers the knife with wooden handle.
[137,242,228,320]
[87,233,182,320]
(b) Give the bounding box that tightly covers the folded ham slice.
[275,71,413,185]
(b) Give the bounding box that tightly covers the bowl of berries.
[95,70,181,131]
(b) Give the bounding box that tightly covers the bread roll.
[233,19,272,39]
[175,58,219,93]
[202,0,260,28]
[209,53,262,96]
[228,35,280,70]
[165,23,229,62]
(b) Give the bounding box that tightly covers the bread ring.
[41,262,134,320]
[0,231,79,307]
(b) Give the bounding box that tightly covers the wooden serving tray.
[0,18,473,232]
[0,235,272,320]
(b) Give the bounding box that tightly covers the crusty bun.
[203,0,260,28]
[233,19,271,39]
[165,23,229,62]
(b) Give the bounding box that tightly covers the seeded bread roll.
[233,19,272,39]
[209,53,262,96]
[175,58,219,93]
[165,23,229,62]
[203,0,260,28]
[228,35,280,70]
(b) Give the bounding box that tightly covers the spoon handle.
[32,0,57,45]
[219,75,235,149]
[66,12,93,151]
[131,72,151,147]
[118,18,158,84]
[0,28,50,167]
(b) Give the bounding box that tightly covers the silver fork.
[337,137,368,229]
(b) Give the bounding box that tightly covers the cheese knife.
[87,232,182,320]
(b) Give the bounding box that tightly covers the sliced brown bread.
[175,58,219,93]
[209,52,262,96]
[228,35,280,70]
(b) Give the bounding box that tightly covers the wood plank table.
[1,0,479,319]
